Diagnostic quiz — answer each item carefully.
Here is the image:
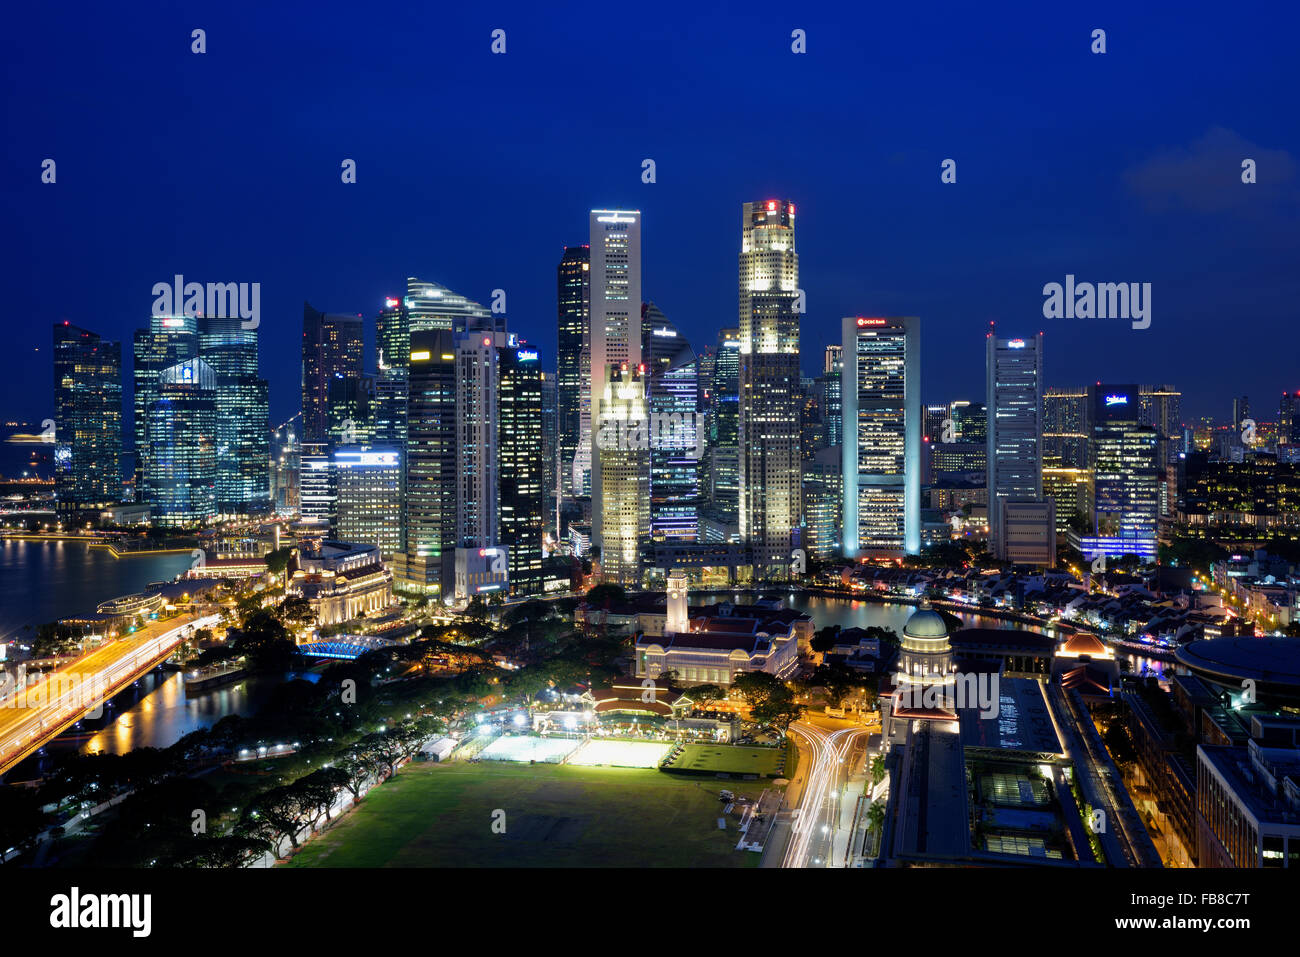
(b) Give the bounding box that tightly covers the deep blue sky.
[4,1,1298,435]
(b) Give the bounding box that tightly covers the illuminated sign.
[1007,339,1025,348]
[767,201,777,212]
[1105,394,1128,406]
[161,317,185,328]
[410,350,431,361]
[651,328,677,337]
[384,298,398,308]
[516,350,538,362]
[595,212,637,223]
[856,318,886,327]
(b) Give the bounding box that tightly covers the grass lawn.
[283,760,761,868]
[662,743,787,776]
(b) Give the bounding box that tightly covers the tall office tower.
[52,323,123,512]
[540,369,558,533]
[802,446,842,560]
[1088,384,1159,560]
[1279,392,1300,448]
[824,345,842,375]
[301,303,363,445]
[333,449,403,556]
[1043,465,1093,532]
[799,381,824,460]
[199,318,269,516]
[327,375,375,449]
[374,295,409,449]
[298,441,335,530]
[986,332,1045,560]
[816,363,842,450]
[1138,384,1182,463]
[841,316,921,557]
[455,329,506,553]
[500,344,545,594]
[596,363,650,584]
[952,401,987,443]
[270,416,300,516]
[1044,387,1089,468]
[132,314,196,491]
[706,328,741,523]
[589,210,643,554]
[1232,395,1251,435]
[557,246,590,499]
[405,277,494,334]
[396,329,458,595]
[145,358,218,526]
[738,200,802,578]
[642,303,700,543]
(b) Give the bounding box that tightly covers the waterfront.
[0,539,193,641]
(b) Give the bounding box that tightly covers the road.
[783,720,872,868]
[0,613,219,775]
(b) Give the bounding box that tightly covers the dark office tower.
[707,328,741,523]
[500,344,545,594]
[1088,384,1159,560]
[52,323,123,512]
[953,401,987,443]
[800,383,824,462]
[1280,391,1300,447]
[986,333,1045,559]
[132,314,197,491]
[395,329,458,595]
[301,303,364,445]
[540,370,558,527]
[642,303,701,543]
[557,246,590,499]
[198,318,269,516]
[1138,384,1182,466]
[374,295,409,449]
[841,316,921,557]
[146,358,218,527]
[1044,387,1089,468]
[815,361,842,450]
[327,375,375,449]
[739,200,802,579]
[1232,395,1251,434]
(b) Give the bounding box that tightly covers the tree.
[264,546,295,577]
[0,788,45,864]
[584,583,626,607]
[170,836,270,869]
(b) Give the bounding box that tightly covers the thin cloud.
[1124,126,1296,214]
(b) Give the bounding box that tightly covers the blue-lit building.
[1086,383,1159,560]
[52,323,123,513]
[643,303,700,543]
[841,316,921,557]
[145,357,218,526]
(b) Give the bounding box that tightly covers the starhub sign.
[894,672,1000,718]
[1042,275,1151,330]
[151,274,261,329]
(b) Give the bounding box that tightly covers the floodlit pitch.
[567,738,673,769]
[478,735,582,764]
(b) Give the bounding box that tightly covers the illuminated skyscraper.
[132,314,196,491]
[52,323,123,512]
[1044,387,1089,469]
[986,332,1045,559]
[841,316,921,557]
[589,209,644,567]
[405,277,494,333]
[738,200,801,577]
[706,328,741,526]
[145,358,218,526]
[1087,384,1159,560]
[374,295,409,450]
[199,317,269,516]
[642,303,700,543]
[334,449,403,556]
[500,344,545,594]
[556,246,590,499]
[596,363,650,585]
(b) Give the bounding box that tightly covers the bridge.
[0,612,220,778]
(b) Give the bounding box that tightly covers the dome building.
[884,600,960,740]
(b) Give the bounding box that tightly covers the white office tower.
[986,331,1047,562]
[589,209,644,559]
[738,200,802,580]
[596,363,650,585]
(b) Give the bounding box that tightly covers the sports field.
[661,743,788,777]
[283,760,758,868]
[567,738,671,768]
[478,734,581,764]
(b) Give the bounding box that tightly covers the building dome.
[903,600,950,640]
[1062,633,1107,657]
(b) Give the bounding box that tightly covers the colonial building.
[287,540,395,626]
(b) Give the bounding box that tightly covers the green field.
[284,761,760,868]
[661,743,788,777]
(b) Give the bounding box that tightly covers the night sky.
[4,1,1298,434]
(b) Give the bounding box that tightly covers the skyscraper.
[642,303,700,543]
[1087,384,1159,560]
[841,316,921,557]
[406,277,494,334]
[52,323,123,512]
[738,200,802,577]
[986,332,1045,559]
[395,329,458,595]
[334,449,403,556]
[132,314,196,491]
[374,295,409,450]
[589,209,644,574]
[199,317,269,516]
[1044,387,1089,468]
[556,246,590,500]
[145,357,218,526]
[596,363,650,585]
[301,303,363,446]
[500,343,545,595]
[706,328,741,527]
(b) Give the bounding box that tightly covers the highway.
[0,613,219,775]
[783,721,871,868]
